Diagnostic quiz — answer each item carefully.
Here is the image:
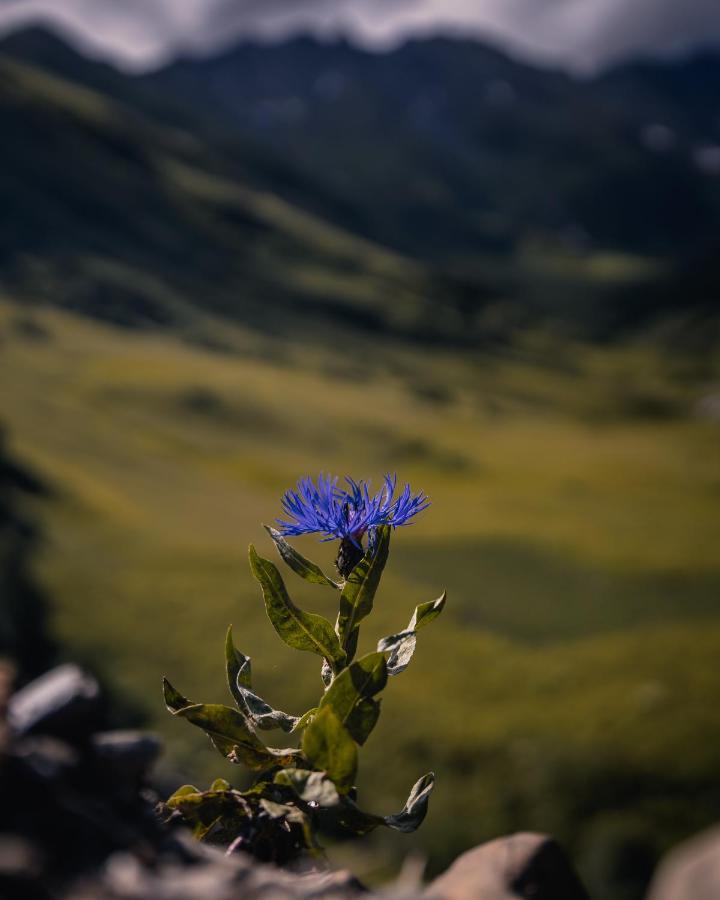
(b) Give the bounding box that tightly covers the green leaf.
[210,778,232,792]
[249,545,346,673]
[336,525,391,651]
[410,591,447,630]
[344,626,360,663]
[225,626,252,707]
[164,785,250,843]
[163,677,192,713]
[377,592,446,676]
[167,783,200,803]
[326,771,435,836]
[291,707,318,732]
[385,772,435,832]
[320,652,387,745]
[301,706,357,794]
[240,688,300,733]
[164,680,301,771]
[225,627,299,731]
[264,525,340,588]
[331,799,384,836]
[274,768,341,807]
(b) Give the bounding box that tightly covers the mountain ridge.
[0,24,718,342]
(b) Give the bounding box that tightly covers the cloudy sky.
[0,0,719,72]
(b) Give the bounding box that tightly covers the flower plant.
[162,475,445,863]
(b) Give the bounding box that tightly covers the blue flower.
[277,474,429,545]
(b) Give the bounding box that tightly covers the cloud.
[0,0,179,65]
[0,0,719,71]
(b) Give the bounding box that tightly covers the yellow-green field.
[2,298,719,897]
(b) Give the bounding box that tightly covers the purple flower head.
[276,474,429,545]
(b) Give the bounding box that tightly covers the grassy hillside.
[2,296,719,899]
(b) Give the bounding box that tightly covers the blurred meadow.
[1,18,720,900]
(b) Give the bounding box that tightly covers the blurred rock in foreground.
[1,662,593,900]
[647,825,720,900]
[425,832,588,900]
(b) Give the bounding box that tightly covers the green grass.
[2,298,719,898]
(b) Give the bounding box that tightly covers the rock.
[646,825,720,900]
[426,832,588,900]
[0,835,43,878]
[297,868,367,897]
[14,735,79,780]
[8,664,101,740]
[0,835,45,900]
[91,731,162,781]
[67,846,368,900]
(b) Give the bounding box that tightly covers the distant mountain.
[0,44,500,345]
[135,35,720,263]
[1,25,719,340]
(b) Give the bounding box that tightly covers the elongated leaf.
[320,651,387,745]
[172,702,280,768]
[336,525,390,650]
[167,783,200,803]
[378,630,417,676]
[240,688,300,733]
[344,625,360,663]
[377,592,446,676]
[332,800,384,836]
[264,525,340,588]
[385,772,435,832]
[225,627,299,731]
[163,678,191,712]
[302,706,357,794]
[410,592,446,630]
[249,545,346,673]
[274,769,340,807]
[164,680,300,771]
[327,772,435,835]
[225,626,252,709]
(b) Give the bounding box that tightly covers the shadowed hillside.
[0,426,55,681]
[0,44,499,345]
[137,36,720,268]
[2,26,719,339]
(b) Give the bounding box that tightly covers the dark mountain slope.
[591,53,720,138]
[1,26,718,338]
[137,35,720,262]
[0,425,55,681]
[0,51,499,343]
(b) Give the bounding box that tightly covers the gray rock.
[8,664,101,739]
[426,832,588,900]
[67,845,368,900]
[647,825,720,900]
[15,735,79,780]
[92,730,162,780]
[0,835,43,879]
